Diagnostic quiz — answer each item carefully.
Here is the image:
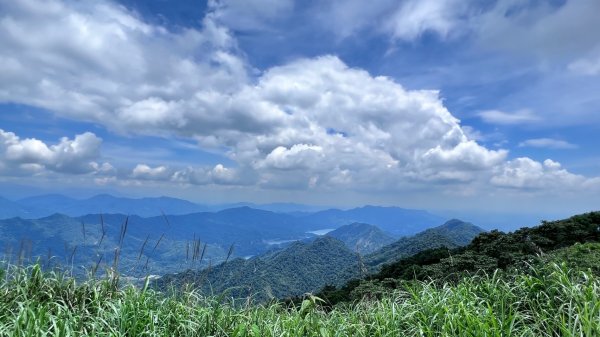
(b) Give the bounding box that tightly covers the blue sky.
[0,0,599,217]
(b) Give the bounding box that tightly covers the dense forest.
[315,212,600,305]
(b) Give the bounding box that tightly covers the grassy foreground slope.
[1,262,599,336]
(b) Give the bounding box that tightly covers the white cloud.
[0,0,598,199]
[518,138,577,150]
[131,164,171,181]
[0,0,248,130]
[171,164,252,186]
[461,126,484,142]
[491,158,588,190]
[569,53,600,76]
[261,144,325,170]
[0,0,511,191]
[478,109,540,125]
[232,55,509,187]
[0,129,109,175]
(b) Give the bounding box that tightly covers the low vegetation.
[1,260,599,336]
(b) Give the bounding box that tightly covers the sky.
[0,0,599,218]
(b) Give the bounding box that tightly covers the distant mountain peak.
[344,222,379,229]
[39,213,72,221]
[87,193,117,200]
[305,205,444,236]
[217,206,271,214]
[358,205,405,210]
[441,218,469,227]
[327,222,395,254]
[436,219,484,231]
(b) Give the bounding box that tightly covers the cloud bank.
[0,0,597,199]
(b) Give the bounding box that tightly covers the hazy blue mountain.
[77,207,316,257]
[12,194,209,218]
[326,223,395,254]
[6,194,329,219]
[155,236,359,301]
[218,202,328,213]
[0,207,320,276]
[0,196,41,218]
[303,205,444,236]
[18,194,78,212]
[0,213,228,276]
[5,194,446,240]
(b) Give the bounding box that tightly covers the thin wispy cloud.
[478,109,541,125]
[519,138,578,150]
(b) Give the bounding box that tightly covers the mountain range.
[0,202,448,275]
[0,192,480,297]
[2,194,209,218]
[316,212,600,305]
[364,219,484,268]
[0,207,317,275]
[0,195,443,235]
[0,194,336,219]
[303,206,444,236]
[154,219,484,301]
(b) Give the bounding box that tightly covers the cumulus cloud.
[0,129,109,175]
[231,55,509,187]
[131,164,171,181]
[171,164,251,186]
[0,0,248,131]
[262,145,325,171]
[518,138,577,150]
[0,0,597,198]
[0,0,510,191]
[491,158,587,190]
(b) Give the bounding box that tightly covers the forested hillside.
[154,219,482,300]
[155,236,359,300]
[317,212,600,304]
[326,222,395,254]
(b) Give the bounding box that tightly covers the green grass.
[1,262,599,336]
